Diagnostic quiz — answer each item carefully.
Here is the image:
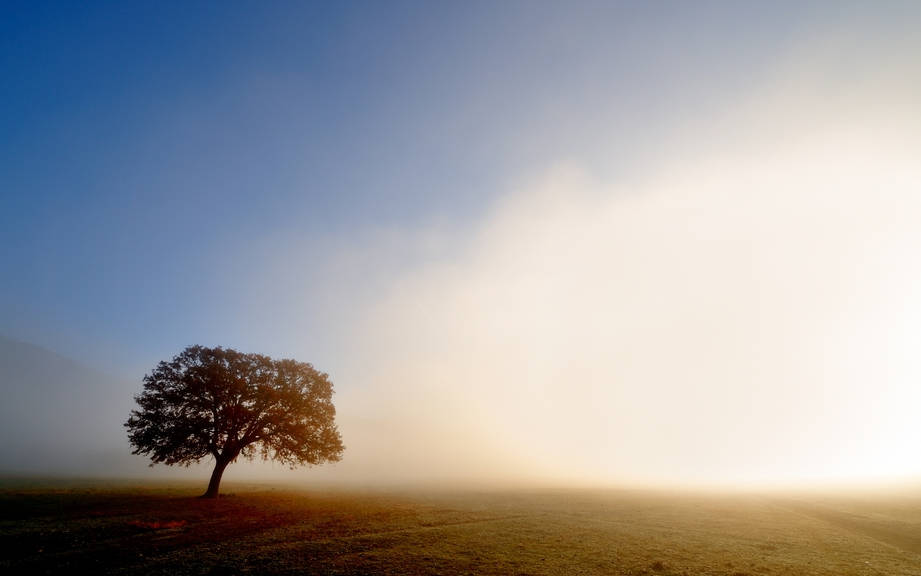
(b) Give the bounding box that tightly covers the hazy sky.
[3,1,921,486]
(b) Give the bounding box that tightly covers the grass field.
[2,480,920,575]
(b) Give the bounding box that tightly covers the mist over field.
[3,1,921,495]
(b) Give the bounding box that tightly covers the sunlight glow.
[320,32,921,488]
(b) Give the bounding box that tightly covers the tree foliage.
[125,345,344,497]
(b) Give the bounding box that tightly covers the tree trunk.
[202,457,230,498]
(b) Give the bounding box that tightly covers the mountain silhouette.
[0,335,136,476]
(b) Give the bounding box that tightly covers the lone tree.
[126,345,344,498]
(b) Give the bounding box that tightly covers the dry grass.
[1,481,920,575]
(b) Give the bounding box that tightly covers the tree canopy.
[126,345,344,497]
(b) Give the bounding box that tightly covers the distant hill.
[0,335,141,476]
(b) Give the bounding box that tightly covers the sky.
[2,1,921,487]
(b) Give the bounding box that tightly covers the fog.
[0,336,142,477]
[318,23,921,487]
[3,5,921,489]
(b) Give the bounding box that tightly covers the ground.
[2,480,920,575]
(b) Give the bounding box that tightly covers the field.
[2,481,920,575]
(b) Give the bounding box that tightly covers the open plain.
[2,481,920,575]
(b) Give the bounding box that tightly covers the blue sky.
[1,1,827,370]
[4,1,921,484]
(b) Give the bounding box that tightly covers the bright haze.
[2,2,921,488]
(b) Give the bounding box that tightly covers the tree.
[125,345,344,498]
